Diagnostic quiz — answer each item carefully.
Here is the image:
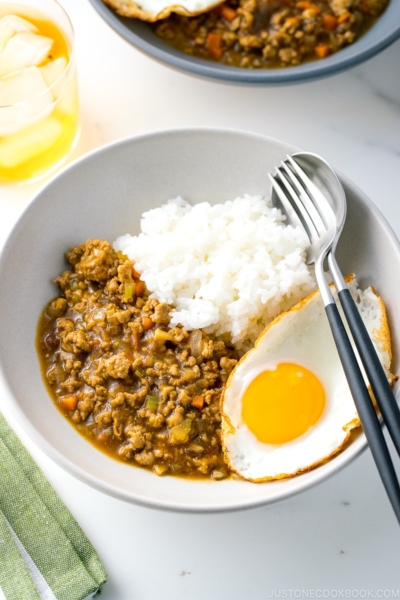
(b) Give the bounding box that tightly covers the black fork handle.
[337,288,400,457]
[326,303,400,524]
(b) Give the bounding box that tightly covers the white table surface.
[1,1,400,598]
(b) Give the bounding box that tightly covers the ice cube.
[0,65,49,104]
[0,15,38,54]
[0,67,53,136]
[0,32,53,76]
[40,57,67,98]
[0,115,62,168]
[0,15,38,34]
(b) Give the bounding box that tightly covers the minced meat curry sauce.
[37,240,239,479]
[152,0,388,69]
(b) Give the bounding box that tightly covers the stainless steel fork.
[269,152,400,524]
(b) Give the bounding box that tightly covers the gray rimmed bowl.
[0,128,399,512]
[88,0,400,85]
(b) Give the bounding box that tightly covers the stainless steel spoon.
[281,152,400,455]
[270,152,400,523]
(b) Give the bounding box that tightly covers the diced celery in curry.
[123,282,136,300]
[145,395,159,411]
[154,329,173,342]
[169,419,192,444]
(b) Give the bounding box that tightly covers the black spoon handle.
[337,288,400,457]
[326,302,400,525]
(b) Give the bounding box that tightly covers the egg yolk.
[241,363,326,445]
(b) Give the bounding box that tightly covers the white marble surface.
[1,0,400,598]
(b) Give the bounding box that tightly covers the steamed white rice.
[113,195,315,348]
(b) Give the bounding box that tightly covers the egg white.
[221,277,393,482]
[103,0,223,22]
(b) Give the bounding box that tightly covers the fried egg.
[103,0,222,22]
[221,277,394,482]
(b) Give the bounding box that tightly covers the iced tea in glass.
[0,0,79,183]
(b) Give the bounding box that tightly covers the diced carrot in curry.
[135,279,145,296]
[206,32,223,60]
[296,1,321,13]
[285,17,299,26]
[97,431,110,443]
[322,14,337,31]
[60,395,78,411]
[337,11,351,24]
[192,395,205,410]
[131,263,141,279]
[142,316,155,331]
[215,3,237,22]
[315,45,330,58]
[132,330,140,348]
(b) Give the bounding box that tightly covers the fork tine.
[274,168,319,243]
[280,160,327,235]
[268,174,310,239]
[286,155,336,226]
[268,173,314,242]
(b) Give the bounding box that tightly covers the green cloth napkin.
[0,412,107,600]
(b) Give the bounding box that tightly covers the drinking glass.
[0,0,79,183]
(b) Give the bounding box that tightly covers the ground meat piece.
[63,330,91,353]
[201,340,214,359]
[279,47,298,63]
[153,464,168,476]
[96,410,113,427]
[126,426,146,450]
[54,270,73,292]
[220,357,238,372]
[211,468,229,480]
[117,262,133,284]
[104,353,131,379]
[77,392,96,413]
[146,412,165,428]
[81,369,104,388]
[106,278,119,293]
[110,392,125,407]
[329,0,353,15]
[152,302,171,325]
[60,377,81,393]
[127,321,144,335]
[134,451,155,466]
[168,327,188,344]
[65,245,85,266]
[95,385,108,399]
[239,34,262,49]
[75,240,119,283]
[367,0,389,16]
[114,310,131,325]
[112,408,127,439]
[119,444,134,459]
[57,318,75,335]
[167,407,184,427]
[46,298,67,318]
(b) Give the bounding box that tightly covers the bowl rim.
[88,0,400,85]
[1,127,400,512]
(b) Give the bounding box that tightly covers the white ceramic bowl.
[0,129,399,512]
